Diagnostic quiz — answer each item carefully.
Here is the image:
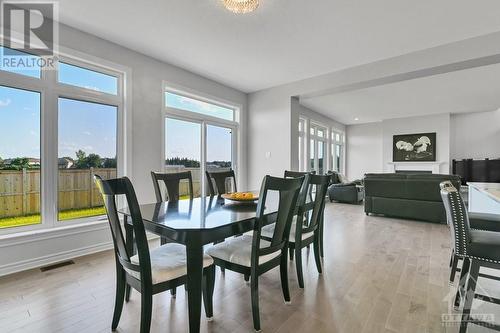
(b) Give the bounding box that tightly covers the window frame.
[297,115,345,175]
[163,84,240,197]
[0,44,129,236]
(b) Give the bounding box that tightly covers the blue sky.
[0,60,232,163]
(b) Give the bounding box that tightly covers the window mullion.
[41,70,58,227]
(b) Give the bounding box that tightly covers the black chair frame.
[441,181,500,333]
[95,175,215,333]
[210,175,303,332]
[288,174,329,288]
[205,169,237,196]
[151,171,194,202]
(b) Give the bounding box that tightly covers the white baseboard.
[0,241,114,276]
[0,221,160,277]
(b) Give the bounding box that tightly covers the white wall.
[248,90,291,189]
[382,113,450,173]
[346,113,451,179]
[345,122,383,180]
[451,109,500,160]
[0,23,248,276]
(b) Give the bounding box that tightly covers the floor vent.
[40,260,75,272]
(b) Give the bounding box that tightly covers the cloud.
[0,98,11,107]
[83,131,92,136]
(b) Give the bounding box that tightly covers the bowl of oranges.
[221,191,259,202]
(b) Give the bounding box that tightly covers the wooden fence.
[0,168,116,218]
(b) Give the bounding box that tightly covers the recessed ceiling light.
[354,117,359,121]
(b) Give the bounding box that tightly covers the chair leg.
[125,284,131,302]
[170,287,177,298]
[455,257,470,309]
[449,255,460,285]
[313,234,322,274]
[250,274,261,332]
[160,237,169,245]
[111,266,126,330]
[140,287,153,333]
[449,249,455,267]
[460,261,479,333]
[289,247,294,261]
[319,215,324,258]
[280,253,291,304]
[295,246,304,289]
[244,274,250,282]
[203,265,215,319]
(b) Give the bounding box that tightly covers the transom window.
[165,91,234,121]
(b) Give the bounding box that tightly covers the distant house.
[58,157,74,169]
[3,158,41,166]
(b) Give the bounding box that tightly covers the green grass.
[0,206,107,229]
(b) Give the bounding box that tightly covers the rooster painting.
[393,133,436,161]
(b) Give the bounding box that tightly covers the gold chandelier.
[223,0,259,14]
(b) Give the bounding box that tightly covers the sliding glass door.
[165,118,202,198]
[165,118,236,198]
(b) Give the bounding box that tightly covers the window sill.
[0,219,109,246]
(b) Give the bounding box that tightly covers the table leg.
[186,241,204,333]
[124,216,133,301]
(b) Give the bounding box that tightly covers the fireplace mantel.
[386,161,444,174]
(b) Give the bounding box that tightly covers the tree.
[102,157,117,168]
[74,150,102,169]
[10,157,31,170]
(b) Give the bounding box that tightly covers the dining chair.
[441,181,500,289]
[206,175,304,332]
[151,171,194,202]
[440,181,500,333]
[283,170,318,259]
[151,171,194,250]
[205,169,237,196]
[262,174,329,288]
[94,175,215,333]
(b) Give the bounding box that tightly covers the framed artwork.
[393,132,436,162]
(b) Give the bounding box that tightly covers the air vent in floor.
[40,260,75,272]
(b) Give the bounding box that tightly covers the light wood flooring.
[1,202,499,333]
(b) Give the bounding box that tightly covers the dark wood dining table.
[119,195,281,333]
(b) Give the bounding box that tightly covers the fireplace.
[395,170,433,174]
[386,161,444,174]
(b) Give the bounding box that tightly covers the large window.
[165,118,202,198]
[58,98,118,221]
[0,49,125,232]
[0,86,41,228]
[331,130,344,172]
[309,124,327,174]
[297,117,345,175]
[165,89,238,196]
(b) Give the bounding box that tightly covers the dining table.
[119,193,319,333]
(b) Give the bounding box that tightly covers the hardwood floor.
[0,202,498,332]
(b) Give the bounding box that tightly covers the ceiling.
[58,0,500,93]
[300,62,500,125]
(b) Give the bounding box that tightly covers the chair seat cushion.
[205,235,281,267]
[469,212,500,232]
[126,243,213,284]
[469,230,500,262]
[261,216,314,243]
